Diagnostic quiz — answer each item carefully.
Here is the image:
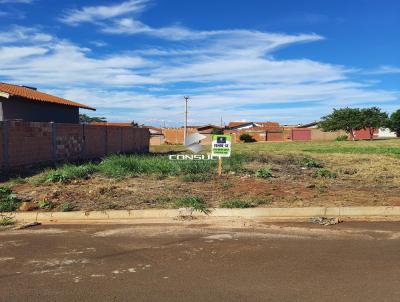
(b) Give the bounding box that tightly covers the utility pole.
[220,116,223,127]
[183,96,189,145]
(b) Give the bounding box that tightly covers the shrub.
[0,187,21,212]
[211,128,224,135]
[59,202,73,212]
[239,133,256,143]
[251,198,272,206]
[300,157,322,168]
[221,181,233,189]
[255,167,273,178]
[39,163,98,183]
[314,168,337,179]
[101,203,119,210]
[10,177,27,185]
[220,200,253,208]
[38,199,54,210]
[224,153,251,173]
[336,135,348,141]
[181,174,209,182]
[0,215,15,226]
[174,196,210,214]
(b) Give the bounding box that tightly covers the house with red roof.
[0,82,95,124]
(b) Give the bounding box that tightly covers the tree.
[79,114,106,124]
[239,133,256,143]
[319,108,363,141]
[360,107,389,140]
[389,109,400,137]
[211,128,224,135]
[131,121,139,127]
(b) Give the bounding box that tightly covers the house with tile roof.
[0,82,95,124]
[228,121,280,130]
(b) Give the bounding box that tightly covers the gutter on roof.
[0,91,10,99]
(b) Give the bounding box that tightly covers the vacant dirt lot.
[2,139,400,212]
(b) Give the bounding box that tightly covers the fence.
[0,121,150,171]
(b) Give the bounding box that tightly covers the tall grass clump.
[299,157,322,168]
[0,187,21,212]
[174,196,210,214]
[220,200,253,208]
[0,215,15,226]
[99,154,217,178]
[223,153,252,173]
[37,163,98,183]
[99,155,176,177]
[255,167,273,178]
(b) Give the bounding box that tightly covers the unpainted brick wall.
[0,121,150,171]
[83,125,107,159]
[310,129,346,141]
[162,128,197,144]
[106,127,122,154]
[0,123,3,168]
[7,121,53,167]
[266,131,284,141]
[225,129,268,142]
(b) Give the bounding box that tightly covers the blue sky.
[0,0,399,126]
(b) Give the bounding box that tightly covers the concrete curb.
[2,206,400,223]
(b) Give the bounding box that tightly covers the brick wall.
[266,130,284,141]
[84,125,107,158]
[162,128,197,144]
[150,135,165,146]
[353,128,378,140]
[0,123,3,168]
[225,129,268,142]
[0,121,150,171]
[310,129,346,141]
[7,121,53,167]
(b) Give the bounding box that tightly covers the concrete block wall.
[55,123,83,160]
[0,121,150,171]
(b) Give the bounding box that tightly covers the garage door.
[292,129,311,141]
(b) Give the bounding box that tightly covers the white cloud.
[0,0,34,3]
[0,23,398,125]
[367,65,400,75]
[60,0,149,25]
[0,26,53,44]
[90,40,108,47]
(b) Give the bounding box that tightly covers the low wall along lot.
[0,121,150,170]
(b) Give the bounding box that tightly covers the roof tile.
[0,82,95,110]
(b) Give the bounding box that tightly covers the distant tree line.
[319,107,400,140]
[79,114,106,124]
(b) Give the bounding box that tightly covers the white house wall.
[378,128,397,138]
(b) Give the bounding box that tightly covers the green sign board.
[211,134,232,157]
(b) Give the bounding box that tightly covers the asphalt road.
[1,221,400,302]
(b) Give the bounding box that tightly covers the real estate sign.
[211,134,232,157]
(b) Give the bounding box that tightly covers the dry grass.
[2,139,400,211]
